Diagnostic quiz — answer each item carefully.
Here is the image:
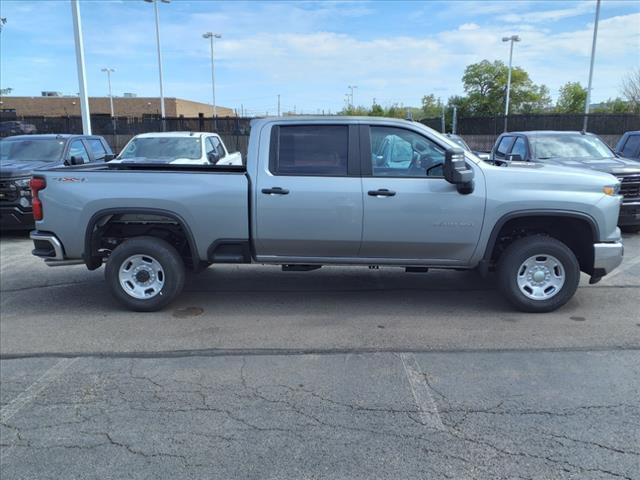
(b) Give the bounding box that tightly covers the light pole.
[583,0,601,132]
[348,85,358,109]
[101,68,115,117]
[502,34,520,132]
[202,32,222,122]
[144,0,169,125]
[71,0,91,134]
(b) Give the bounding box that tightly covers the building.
[0,96,235,118]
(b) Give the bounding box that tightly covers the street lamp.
[502,34,520,132]
[144,0,170,124]
[583,0,601,132]
[202,32,222,121]
[101,68,115,117]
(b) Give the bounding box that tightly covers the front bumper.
[593,241,624,276]
[0,205,34,230]
[619,201,640,226]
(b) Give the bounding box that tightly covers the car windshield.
[0,138,65,162]
[531,134,612,160]
[119,137,202,160]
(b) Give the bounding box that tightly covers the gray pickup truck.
[30,117,624,313]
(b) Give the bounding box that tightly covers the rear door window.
[273,125,348,176]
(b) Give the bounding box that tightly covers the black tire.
[620,225,640,234]
[497,236,580,313]
[105,236,185,312]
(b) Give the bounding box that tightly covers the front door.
[360,125,485,264]
[255,124,363,259]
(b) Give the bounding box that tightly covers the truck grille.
[617,174,640,200]
[0,180,18,202]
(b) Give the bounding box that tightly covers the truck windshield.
[119,137,202,161]
[531,134,612,160]
[0,138,65,162]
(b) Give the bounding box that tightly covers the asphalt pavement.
[1,231,639,479]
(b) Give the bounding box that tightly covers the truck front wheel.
[105,236,185,312]
[497,236,580,313]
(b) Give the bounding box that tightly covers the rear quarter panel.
[35,169,249,260]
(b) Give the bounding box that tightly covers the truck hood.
[496,159,618,185]
[0,160,58,178]
[539,155,640,176]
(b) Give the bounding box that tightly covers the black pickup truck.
[0,134,113,230]
[490,131,640,233]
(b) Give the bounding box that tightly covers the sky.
[0,0,639,116]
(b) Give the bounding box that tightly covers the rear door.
[360,124,485,264]
[254,123,363,259]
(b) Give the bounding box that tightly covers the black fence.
[454,114,640,135]
[1,114,253,136]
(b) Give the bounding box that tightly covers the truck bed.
[34,164,250,262]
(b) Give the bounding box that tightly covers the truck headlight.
[14,177,31,188]
[602,185,620,196]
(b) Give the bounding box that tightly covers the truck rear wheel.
[105,236,185,312]
[497,236,580,313]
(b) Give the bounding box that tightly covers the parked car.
[111,132,243,166]
[0,134,113,230]
[615,131,640,161]
[444,134,490,160]
[0,120,37,136]
[490,131,640,233]
[30,117,623,313]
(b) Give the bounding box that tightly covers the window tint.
[621,135,640,158]
[495,136,514,158]
[275,125,348,176]
[68,140,90,164]
[87,139,107,160]
[511,137,527,159]
[0,139,65,162]
[370,126,445,177]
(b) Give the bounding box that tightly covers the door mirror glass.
[444,148,474,193]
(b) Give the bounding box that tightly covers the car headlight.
[14,177,31,188]
[602,184,620,196]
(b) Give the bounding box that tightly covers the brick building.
[0,96,235,117]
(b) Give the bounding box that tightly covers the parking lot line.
[602,253,640,282]
[399,352,445,431]
[0,357,78,423]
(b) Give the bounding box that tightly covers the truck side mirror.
[507,153,523,162]
[443,148,474,194]
[104,154,116,161]
[64,155,82,166]
[207,151,220,164]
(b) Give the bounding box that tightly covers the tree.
[591,97,633,114]
[555,82,587,113]
[369,103,385,116]
[621,68,640,113]
[459,60,551,116]
[420,94,443,117]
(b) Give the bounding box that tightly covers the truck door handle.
[368,189,396,197]
[261,187,289,195]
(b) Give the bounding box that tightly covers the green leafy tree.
[420,94,443,117]
[369,103,385,117]
[555,82,587,113]
[460,60,551,115]
[620,68,640,113]
[591,97,633,114]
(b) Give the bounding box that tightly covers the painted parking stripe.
[0,357,78,424]
[603,254,640,282]
[399,353,445,431]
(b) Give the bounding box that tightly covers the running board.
[45,259,85,267]
[282,265,322,272]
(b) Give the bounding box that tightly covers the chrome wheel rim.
[118,254,165,300]
[516,254,565,301]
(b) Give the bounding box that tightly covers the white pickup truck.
[112,132,243,166]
